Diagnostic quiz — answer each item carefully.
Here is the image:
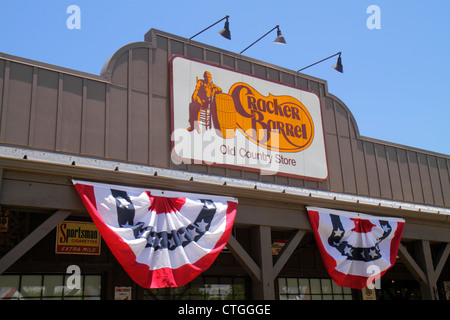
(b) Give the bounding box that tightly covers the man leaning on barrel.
[187,71,222,133]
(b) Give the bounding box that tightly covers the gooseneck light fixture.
[240,25,286,54]
[189,15,231,40]
[297,52,343,73]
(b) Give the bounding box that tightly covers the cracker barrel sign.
[56,221,101,255]
[170,55,328,180]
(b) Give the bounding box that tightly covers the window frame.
[144,275,248,300]
[0,273,103,300]
[277,277,353,300]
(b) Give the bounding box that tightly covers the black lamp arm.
[297,52,341,72]
[240,25,279,54]
[189,15,230,40]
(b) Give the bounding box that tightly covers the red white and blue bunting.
[73,180,238,288]
[307,206,405,289]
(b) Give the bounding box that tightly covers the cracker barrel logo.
[187,72,314,153]
[172,55,329,181]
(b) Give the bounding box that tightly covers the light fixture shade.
[273,28,286,44]
[332,56,343,73]
[218,20,231,40]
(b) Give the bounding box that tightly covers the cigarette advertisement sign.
[170,55,328,180]
[56,221,101,255]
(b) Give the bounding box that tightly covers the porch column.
[415,240,438,300]
[251,225,275,300]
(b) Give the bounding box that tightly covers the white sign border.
[169,55,329,182]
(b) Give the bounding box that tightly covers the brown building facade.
[0,29,449,300]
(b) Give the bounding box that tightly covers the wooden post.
[273,230,305,279]
[227,229,306,300]
[226,235,261,282]
[0,210,72,275]
[415,240,438,300]
[251,225,275,300]
[397,243,428,286]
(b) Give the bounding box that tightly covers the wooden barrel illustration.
[214,93,237,138]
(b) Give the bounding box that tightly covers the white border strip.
[1,145,449,215]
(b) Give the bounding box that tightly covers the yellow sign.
[56,221,101,255]
[225,83,314,152]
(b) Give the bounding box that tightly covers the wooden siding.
[0,29,449,209]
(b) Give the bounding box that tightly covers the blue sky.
[1,0,449,155]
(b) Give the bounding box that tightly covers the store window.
[144,276,247,300]
[278,277,353,300]
[0,274,102,300]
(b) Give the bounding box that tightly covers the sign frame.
[169,55,329,181]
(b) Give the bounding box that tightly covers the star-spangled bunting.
[307,206,405,289]
[73,180,238,288]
